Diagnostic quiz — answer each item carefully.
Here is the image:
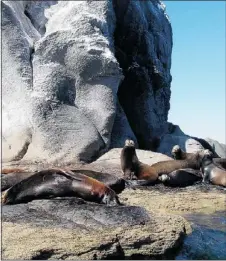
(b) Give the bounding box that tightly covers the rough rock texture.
[2,198,186,260]
[157,130,226,158]
[114,0,173,149]
[157,134,205,157]
[205,137,226,158]
[110,101,138,148]
[2,0,173,164]
[2,1,122,164]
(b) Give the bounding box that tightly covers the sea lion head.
[101,189,121,206]
[171,145,181,159]
[158,174,170,182]
[203,149,213,156]
[201,153,213,167]
[125,139,135,147]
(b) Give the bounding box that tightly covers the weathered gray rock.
[2,1,123,164]
[2,0,172,164]
[2,1,38,163]
[114,0,173,149]
[157,134,205,157]
[110,100,138,148]
[157,130,226,158]
[205,138,226,158]
[2,198,186,259]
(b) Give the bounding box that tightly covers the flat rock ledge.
[2,198,186,260]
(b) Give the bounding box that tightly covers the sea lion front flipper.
[125,179,152,188]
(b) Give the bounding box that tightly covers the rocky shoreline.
[2,149,225,259]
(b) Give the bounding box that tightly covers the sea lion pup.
[1,168,121,205]
[158,169,202,187]
[201,154,226,187]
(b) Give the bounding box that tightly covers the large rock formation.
[2,0,173,164]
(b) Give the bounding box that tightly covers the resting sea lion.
[172,146,226,170]
[121,140,203,184]
[1,168,121,205]
[201,154,226,187]
[1,169,125,194]
[212,158,226,170]
[1,172,35,191]
[158,168,202,187]
[171,145,196,160]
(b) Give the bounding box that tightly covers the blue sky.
[165,1,225,144]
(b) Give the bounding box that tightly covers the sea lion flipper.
[1,189,9,205]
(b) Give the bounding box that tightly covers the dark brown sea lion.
[1,168,121,205]
[1,172,35,191]
[1,169,126,194]
[121,140,203,184]
[158,168,202,187]
[201,154,226,187]
[120,139,139,179]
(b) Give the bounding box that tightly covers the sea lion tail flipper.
[1,189,9,205]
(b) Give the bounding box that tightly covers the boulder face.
[2,0,172,164]
[114,0,172,149]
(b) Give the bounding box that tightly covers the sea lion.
[171,145,196,160]
[121,140,203,184]
[1,171,35,191]
[1,168,121,205]
[1,169,126,194]
[172,146,226,170]
[201,154,226,187]
[212,158,226,170]
[158,168,202,187]
[120,139,139,179]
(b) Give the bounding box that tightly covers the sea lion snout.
[172,145,181,153]
[125,139,135,147]
[171,145,182,159]
[101,190,121,206]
